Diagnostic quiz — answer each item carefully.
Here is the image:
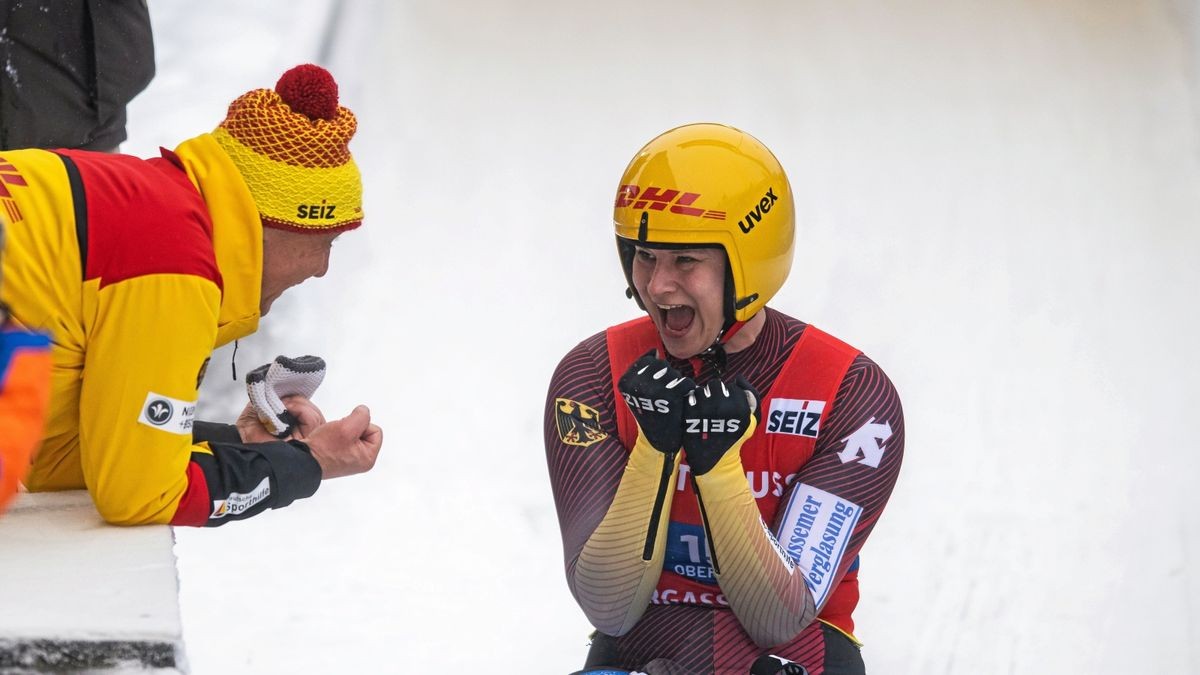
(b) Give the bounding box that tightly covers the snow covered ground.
[122,2,1200,672]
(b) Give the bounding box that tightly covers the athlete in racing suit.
[545,124,904,674]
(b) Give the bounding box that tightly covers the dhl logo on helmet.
[615,184,727,221]
[615,183,782,236]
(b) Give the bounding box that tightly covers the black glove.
[682,376,759,476]
[617,349,695,453]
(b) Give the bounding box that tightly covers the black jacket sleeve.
[184,439,322,526]
[0,0,154,150]
[192,420,242,445]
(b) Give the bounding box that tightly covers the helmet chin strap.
[691,283,751,373]
[706,318,747,354]
[679,318,746,376]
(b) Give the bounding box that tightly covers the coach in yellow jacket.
[0,64,382,526]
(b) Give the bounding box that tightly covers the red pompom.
[275,64,339,121]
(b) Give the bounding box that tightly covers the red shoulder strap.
[605,316,661,450]
[768,324,860,409]
[768,325,862,633]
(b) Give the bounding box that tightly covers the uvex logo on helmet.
[615,185,727,221]
[737,187,780,234]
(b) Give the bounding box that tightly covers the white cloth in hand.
[245,355,326,437]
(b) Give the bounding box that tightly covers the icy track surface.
[122,2,1200,673]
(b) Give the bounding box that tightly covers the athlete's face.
[631,245,727,359]
[260,229,339,316]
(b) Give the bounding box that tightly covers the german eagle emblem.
[555,398,608,447]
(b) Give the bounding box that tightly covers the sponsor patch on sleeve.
[211,477,271,519]
[776,483,862,608]
[837,416,893,468]
[137,392,196,435]
[765,398,826,438]
[554,398,608,447]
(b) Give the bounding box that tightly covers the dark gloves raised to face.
[617,350,696,454]
[681,376,759,476]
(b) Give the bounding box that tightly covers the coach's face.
[259,229,339,316]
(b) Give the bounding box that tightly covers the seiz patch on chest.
[765,398,826,438]
[554,398,608,447]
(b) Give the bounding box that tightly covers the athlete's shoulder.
[772,311,903,422]
[757,306,809,347]
[559,326,610,364]
[777,311,860,357]
[805,318,899,398]
[549,314,655,406]
[842,352,900,399]
[551,326,614,392]
[554,315,657,373]
[825,352,904,454]
[806,320,901,405]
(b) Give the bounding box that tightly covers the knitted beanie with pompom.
[212,64,362,233]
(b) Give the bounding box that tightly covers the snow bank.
[0,492,184,672]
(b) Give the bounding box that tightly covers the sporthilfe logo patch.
[555,398,608,447]
[145,399,173,425]
[211,477,271,519]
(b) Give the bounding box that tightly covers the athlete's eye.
[635,249,656,262]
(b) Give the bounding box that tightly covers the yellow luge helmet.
[614,123,794,323]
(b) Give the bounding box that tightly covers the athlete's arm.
[77,275,322,526]
[692,356,904,646]
[545,337,680,636]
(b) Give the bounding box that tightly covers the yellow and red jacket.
[0,136,321,526]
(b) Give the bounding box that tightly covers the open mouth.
[658,304,695,335]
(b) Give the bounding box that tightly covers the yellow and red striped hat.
[213,64,362,233]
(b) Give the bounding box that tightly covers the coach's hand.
[303,405,383,479]
[237,395,326,443]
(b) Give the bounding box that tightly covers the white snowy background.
[121,1,1200,673]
